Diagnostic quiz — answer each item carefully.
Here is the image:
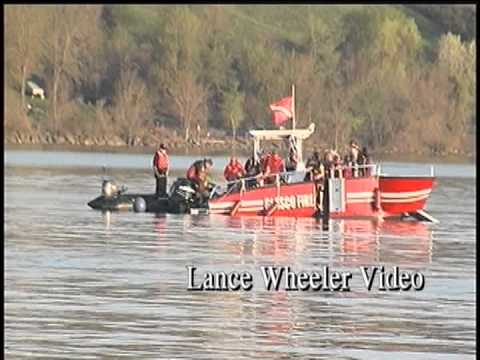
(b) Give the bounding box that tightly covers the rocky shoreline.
[4,130,252,156]
[4,130,475,163]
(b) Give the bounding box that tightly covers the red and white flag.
[269,96,293,126]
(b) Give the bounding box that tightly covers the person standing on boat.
[359,146,372,177]
[152,143,169,197]
[323,150,335,178]
[305,150,325,211]
[224,156,246,191]
[343,154,353,178]
[259,150,271,174]
[244,156,262,188]
[332,152,343,178]
[305,150,323,180]
[263,149,285,184]
[224,156,245,182]
[286,147,299,172]
[349,140,361,177]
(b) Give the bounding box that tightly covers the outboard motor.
[101,180,127,199]
[167,178,198,213]
[102,180,118,198]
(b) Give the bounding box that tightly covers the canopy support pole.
[292,84,296,130]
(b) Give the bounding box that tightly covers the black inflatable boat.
[87,178,210,214]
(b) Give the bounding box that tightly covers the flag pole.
[292,84,296,129]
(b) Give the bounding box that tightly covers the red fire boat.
[208,123,437,223]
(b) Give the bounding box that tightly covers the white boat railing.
[210,163,380,199]
[375,163,436,177]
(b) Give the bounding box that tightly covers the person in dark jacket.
[244,156,262,188]
[305,149,325,211]
[359,146,372,177]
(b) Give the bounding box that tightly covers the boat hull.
[88,194,169,212]
[208,176,435,220]
[378,176,435,216]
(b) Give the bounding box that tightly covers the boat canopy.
[249,123,315,167]
[249,123,315,141]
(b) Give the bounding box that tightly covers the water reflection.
[5,163,475,359]
[337,219,433,266]
[103,210,111,229]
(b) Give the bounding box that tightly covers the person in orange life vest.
[263,149,285,184]
[152,143,169,197]
[224,156,246,191]
[186,160,204,188]
[187,158,213,194]
[224,156,246,182]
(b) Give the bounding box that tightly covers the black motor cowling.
[167,178,198,213]
[101,179,127,199]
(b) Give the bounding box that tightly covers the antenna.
[102,165,108,180]
[292,84,296,130]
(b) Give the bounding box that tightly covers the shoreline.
[5,142,475,164]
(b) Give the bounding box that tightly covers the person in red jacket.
[224,156,246,191]
[224,156,246,182]
[186,158,213,194]
[186,160,204,186]
[263,149,285,184]
[152,144,169,197]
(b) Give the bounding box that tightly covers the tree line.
[5,5,476,155]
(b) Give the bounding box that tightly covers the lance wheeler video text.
[186,265,425,292]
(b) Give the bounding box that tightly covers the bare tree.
[165,70,208,142]
[41,5,102,134]
[112,67,152,146]
[5,5,45,111]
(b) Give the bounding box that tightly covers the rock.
[45,133,53,144]
[108,135,124,146]
[99,136,109,146]
[65,133,76,144]
[6,134,16,143]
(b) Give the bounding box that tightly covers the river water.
[4,150,476,359]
